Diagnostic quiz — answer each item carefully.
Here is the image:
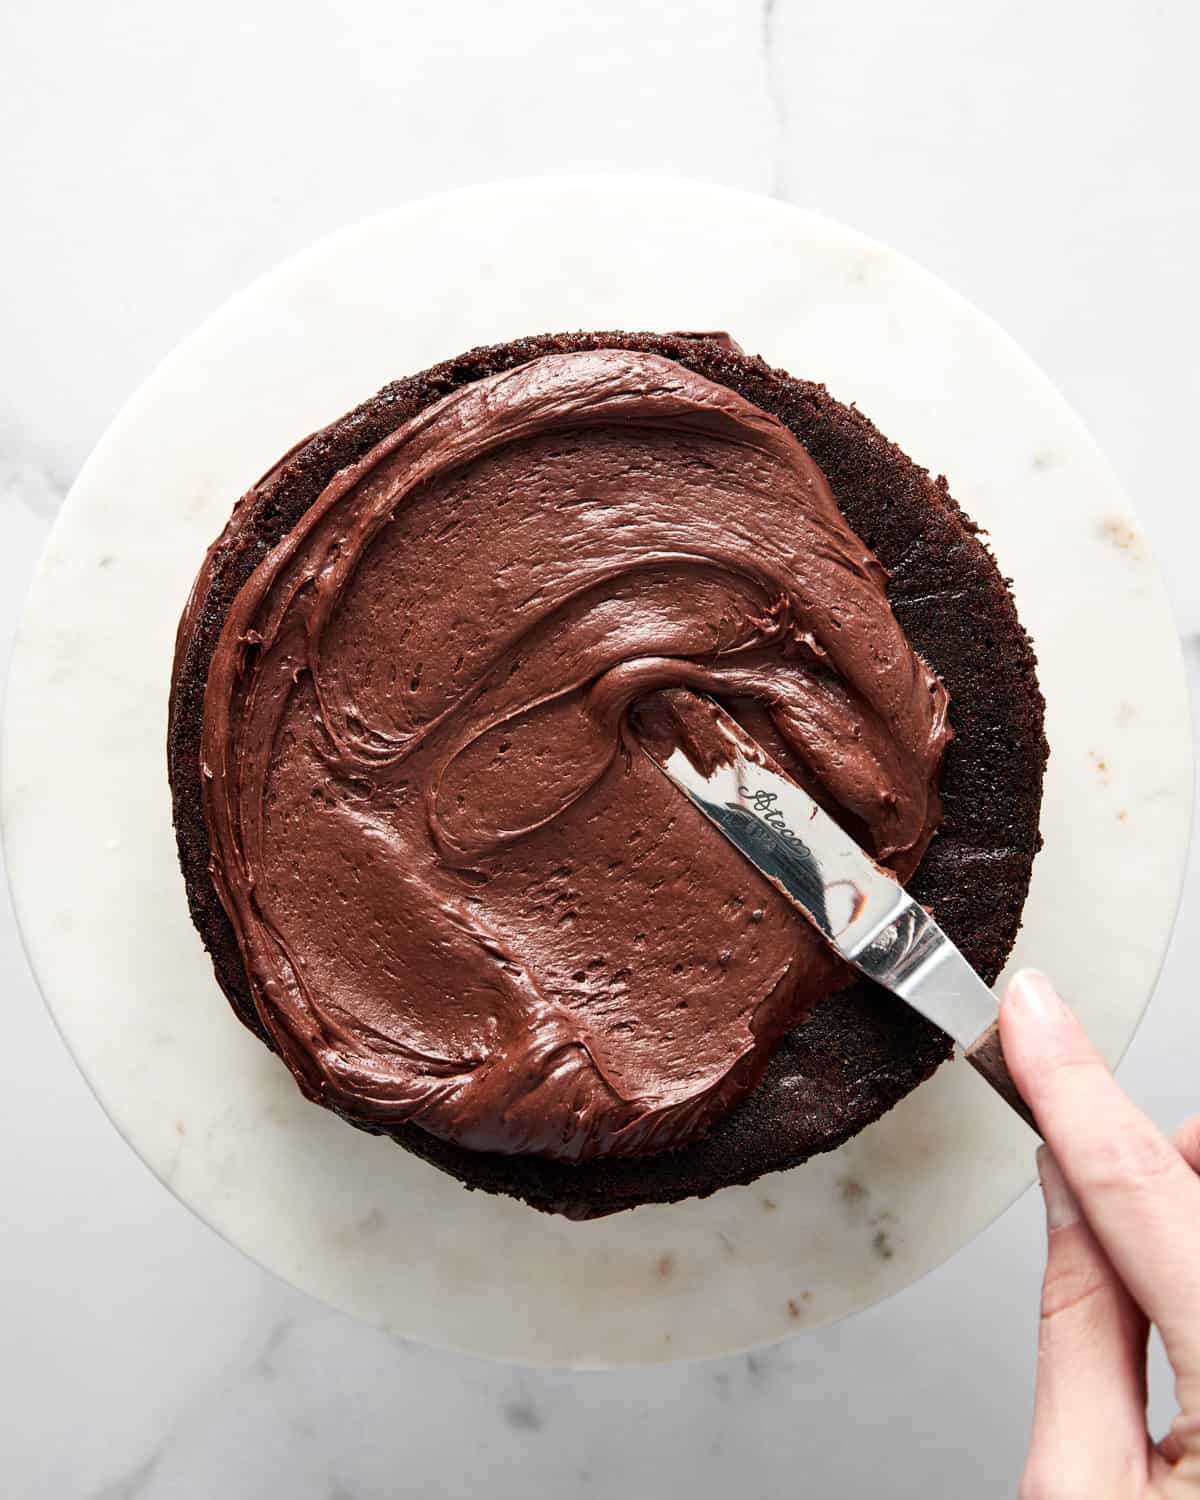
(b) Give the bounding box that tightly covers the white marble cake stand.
[2,177,1191,1367]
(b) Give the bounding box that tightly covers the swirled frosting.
[198,349,951,1160]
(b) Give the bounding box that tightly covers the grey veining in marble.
[760,0,788,200]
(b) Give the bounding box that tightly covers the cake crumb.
[873,1229,895,1261]
[839,1177,868,1204]
[655,1253,675,1280]
[761,1198,778,1212]
[1101,516,1145,556]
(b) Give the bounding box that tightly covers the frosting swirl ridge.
[199,349,951,1159]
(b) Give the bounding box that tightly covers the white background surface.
[1,2,1197,1495]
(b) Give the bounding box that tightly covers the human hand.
[1001,970,1200,1498]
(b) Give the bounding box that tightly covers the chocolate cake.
[169,331,1047,1218]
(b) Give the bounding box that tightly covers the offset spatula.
[637,692,1038,1133]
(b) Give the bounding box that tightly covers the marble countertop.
[1,2,1197,1495]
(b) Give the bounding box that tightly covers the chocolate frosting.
[196,349,951,1161]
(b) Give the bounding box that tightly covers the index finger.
[1001,968,1200,1403]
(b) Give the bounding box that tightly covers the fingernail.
[1037,1145,1081,1232]
[1008,968,1069,1024]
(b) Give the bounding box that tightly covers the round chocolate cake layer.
[169,330,1047,1218]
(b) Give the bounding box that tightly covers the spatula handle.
[965,1021,1041,1135]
